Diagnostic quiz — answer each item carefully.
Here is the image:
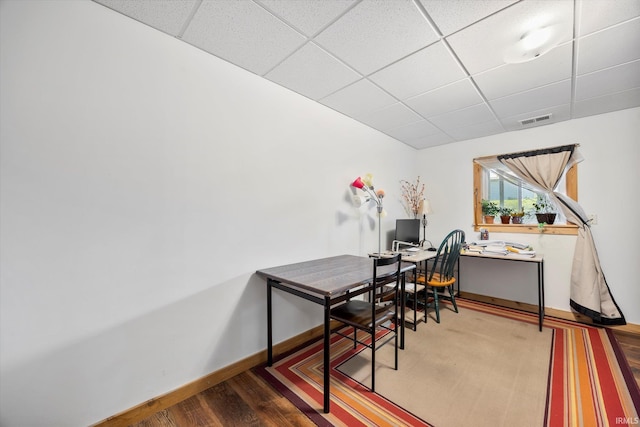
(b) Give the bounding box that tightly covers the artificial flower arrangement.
[400,176,425,218]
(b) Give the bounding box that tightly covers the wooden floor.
[131,329,640,427]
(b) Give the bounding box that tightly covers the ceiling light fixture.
[503,25,561,64]
[521,27,553,51]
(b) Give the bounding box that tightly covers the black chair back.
[428,229,465,282]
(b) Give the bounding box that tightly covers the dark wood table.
[256,254,415,413]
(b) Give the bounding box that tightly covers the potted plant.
[511,210,525,224]
[481,199,499,224]
[533,197,556,225]
[498,207,513,224]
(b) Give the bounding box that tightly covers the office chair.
[418,229,465,323]
[330,254,401,392]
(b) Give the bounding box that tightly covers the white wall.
[1,1,638,426]
[0,1,417,425]
[415,107,640,324]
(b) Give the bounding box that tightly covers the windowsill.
[473,223,579,235]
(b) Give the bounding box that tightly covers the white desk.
[375,249,545,331]
[460,251,545,331]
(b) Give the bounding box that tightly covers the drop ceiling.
[94,0,640,149]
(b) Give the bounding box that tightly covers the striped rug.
[256,299,640,426]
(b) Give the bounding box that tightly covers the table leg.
[323,296,331,413]
[400,272,406,349]
[267,279,273,366]
[538,260,545,331]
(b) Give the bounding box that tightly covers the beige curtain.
[498,145,625,325]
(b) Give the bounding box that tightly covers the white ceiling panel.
[575,60,640,102]
[446,119,504,141]
[490,80,572,118]
[182,0,306,75]
[474,42,573,100]
[319,79,397,117]
[256,0,357,36]
[94,0,197,35]
[357,103,423,132]
[576,18,640,75]
[385,120,440,141]
[265,43,361,100]
[419,0,517,36]
[369,41,466,100]
[406,79,483,118]
[447,0,574,75]
[428,103,496,130]
[93,0,640,149]
[573,87,640,118]
[577,0,640,36]
[408,132,455,149]
[314,0,439,75]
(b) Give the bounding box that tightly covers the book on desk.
[466,240,536,258]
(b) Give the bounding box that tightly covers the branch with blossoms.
[400,177,425,218]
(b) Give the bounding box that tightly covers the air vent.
[519,113,552,126]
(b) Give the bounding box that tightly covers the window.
[473,156,578,235]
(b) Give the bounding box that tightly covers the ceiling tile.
[319,79,397,117]
[314,0,439,75]
[577,0,640,36]
[419,0,517,36]
[265,43,361,100]
[256,0,356,36]
[575,60,640,101]
[369,41,466,100]
[474,42,572,100]
[405,132,455,149]
[95,0,197,35]
[573,88,640,118]
[445,119,504,140]
[447,0,574,75]
[357,103,423,132]
[576,18,640,75]
[405,78,483,118]
[384,120,440,141]
[182,0,306,75]
[499,104,571,131]
[428,103,496,130]
[92,0,640,149]
[490,79,571,118]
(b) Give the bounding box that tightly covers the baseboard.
[91,323,331,427]
[460,291,640,335]
[93,298,638,426]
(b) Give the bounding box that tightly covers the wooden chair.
[418,229,465,323]
[330,254,401,392]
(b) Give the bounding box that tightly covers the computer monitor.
[394,219,421,245]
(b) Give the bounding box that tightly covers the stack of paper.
[467,240,536,257]
[484,244,509,255]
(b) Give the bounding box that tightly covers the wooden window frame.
[473,161,579,236]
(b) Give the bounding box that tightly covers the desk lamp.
[420,199,434,249]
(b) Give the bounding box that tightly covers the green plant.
[481,199,499,216]
[511,210,525,217]
[533,195,557,214]
[499,206,513,216]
